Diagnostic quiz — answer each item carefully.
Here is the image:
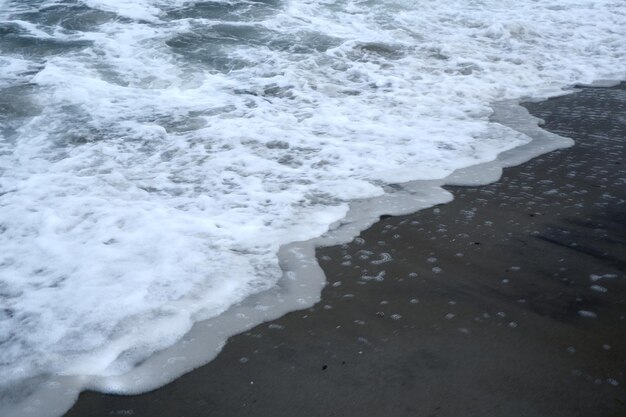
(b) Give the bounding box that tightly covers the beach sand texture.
[64,84,626,417]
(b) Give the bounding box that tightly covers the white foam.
[81,0,167,21]
[0,56,32,86]
[0,0,625,415]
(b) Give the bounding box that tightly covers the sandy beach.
[63,83,626,417]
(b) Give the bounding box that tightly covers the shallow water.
[0,0,625,415]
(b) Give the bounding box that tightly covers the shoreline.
[2,83,594,417]
[61,83,626,416]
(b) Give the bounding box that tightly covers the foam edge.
[2,84,601,417]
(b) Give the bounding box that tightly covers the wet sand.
[64,83,626,417]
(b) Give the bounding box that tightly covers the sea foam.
[0,0,625,415]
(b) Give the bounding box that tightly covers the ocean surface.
[0,0,624,414]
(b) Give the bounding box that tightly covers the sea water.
[0,0,624,415]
